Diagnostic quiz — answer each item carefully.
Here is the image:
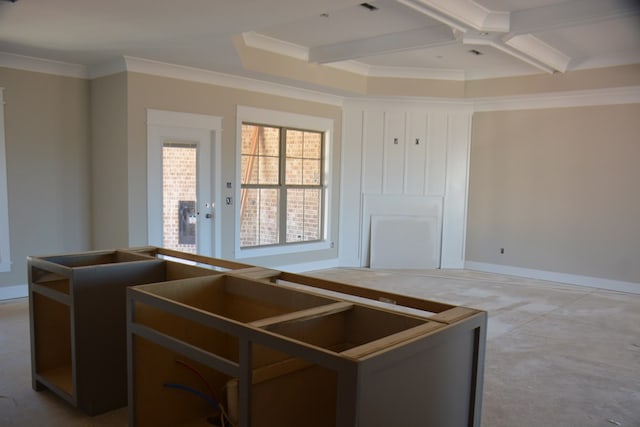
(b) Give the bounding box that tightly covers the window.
[240,124,324,247]
[235,106,332,257]
[0,88,11,272]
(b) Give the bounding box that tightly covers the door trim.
[146,109,222,256]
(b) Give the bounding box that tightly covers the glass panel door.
[162,142,198,253]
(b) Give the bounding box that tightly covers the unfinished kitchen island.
[126,261,487,427]
[27,247,252,415]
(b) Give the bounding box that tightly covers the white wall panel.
[382,111,406,194]
[441,113,471,268]
[426,112,448,196]
[339,108,364,266]
[405,111,428,195]
[362,110,384,194]
[340,99,471,269]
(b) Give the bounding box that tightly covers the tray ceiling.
[0,0,638,86]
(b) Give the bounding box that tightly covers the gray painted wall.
[0,67,91,289]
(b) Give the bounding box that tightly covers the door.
[147,110,222,256]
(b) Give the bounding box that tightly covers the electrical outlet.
[500,248,504,254]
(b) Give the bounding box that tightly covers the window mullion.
[279,127,287,245]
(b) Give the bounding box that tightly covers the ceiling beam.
[395,0,510,32]
[308,25,456,64]
[504,34,570,73]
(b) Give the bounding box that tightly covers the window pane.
[241,155,258,184]
[303,189,321,240]
[242,155,279,185]
[162,143,197,254]
[260,127,280,156]
[241,124,280,185]
[285,158,302,185]
[286,130,303,158]
[241,124,259,154]
[242,124,280,155]
[240,188,279,247]
[303,159,321,185]
[303,131,322,159]
[240,121,324,249]
[258,156,279,185]
[286,188,321,243]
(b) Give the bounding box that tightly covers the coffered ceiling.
[0,0,638,88]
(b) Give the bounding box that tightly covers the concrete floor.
[1,268,639,426]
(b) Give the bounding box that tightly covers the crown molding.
[0,51,87,78]
[367,65,466,81]
[344,95,473,112]
[87,56,128,79]
[122,56,344,106]
[344,86,640,112]
[1,51,636,112]
[473,85,640,112]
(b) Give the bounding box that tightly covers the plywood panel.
[361,194,443,268]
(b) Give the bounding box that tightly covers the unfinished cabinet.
[28,247,252,415]
[127,266,487,427]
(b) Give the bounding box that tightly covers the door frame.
[146,109,222,257]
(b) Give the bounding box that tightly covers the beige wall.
[90,73,129,249]
[466,64,640,98]
[0,67,91,288]
[467,104,640,284]
[126,72,342,266]
[1,61,638,289]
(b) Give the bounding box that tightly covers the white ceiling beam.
[489,42,556,74]
[395,0,510,32]
[309,25,456,64]
[509,0,640,35]
[461,31,570,73]
[504,34,570,73]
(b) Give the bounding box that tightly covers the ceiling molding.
[87,57,128,79]
[344,86,640,112]
[473,85,640,112]
[0,51,87,78]
[367,65,465,81]
[344,95,474,112]
[122,56,344,106]
[1,52,636,112]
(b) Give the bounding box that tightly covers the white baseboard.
[464,261,640,295]
[273,258,340,273]
[0,284,28,301]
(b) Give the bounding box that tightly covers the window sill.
[235,240,332,259]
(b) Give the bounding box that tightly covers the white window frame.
[0,88,11,272]
[235,106,333,259]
